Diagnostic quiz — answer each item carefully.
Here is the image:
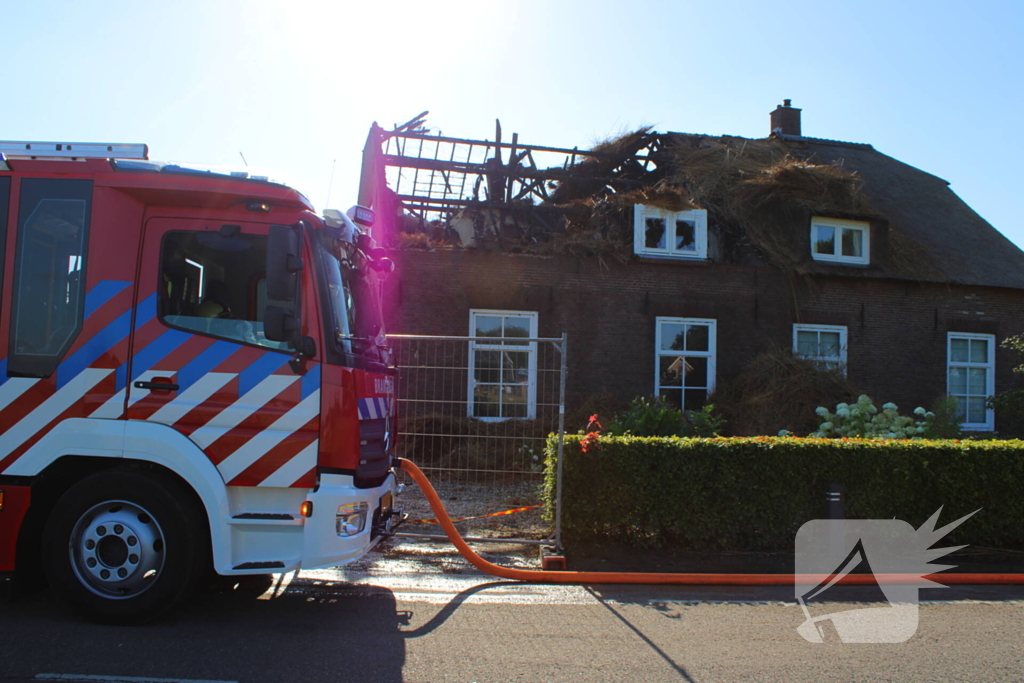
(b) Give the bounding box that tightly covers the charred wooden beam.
[385,131,657,160]
[396,196,590,215]
[382,155,656,186]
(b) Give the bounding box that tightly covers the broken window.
[634,205,707,260]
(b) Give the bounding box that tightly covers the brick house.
[362,104,1024,434]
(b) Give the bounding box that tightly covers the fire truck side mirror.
[263,306,317,359]
[263,305,298,343]
[267,224,303,302]
[369,256,395,276]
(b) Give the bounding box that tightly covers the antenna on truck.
[325,158,337,208]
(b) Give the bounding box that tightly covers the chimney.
[770,99,801,136]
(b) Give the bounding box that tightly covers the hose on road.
[399,458,1024,586]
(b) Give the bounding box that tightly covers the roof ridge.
[773,133,874,150]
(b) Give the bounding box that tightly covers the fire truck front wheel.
[42,469,209,624]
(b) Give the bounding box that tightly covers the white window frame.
[947,332,995,431]
[468,309,538,421]
[654,317,717,411]
[810,217,870,265]
[793,324,848,375]
[634,205,708,260]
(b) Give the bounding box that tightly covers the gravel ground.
[397,475,552,540]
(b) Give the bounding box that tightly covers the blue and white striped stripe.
[357,397,389,420]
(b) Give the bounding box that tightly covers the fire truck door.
[0,179,137,476]
[126,218,320,488]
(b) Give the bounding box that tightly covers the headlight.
[336,502,369,537]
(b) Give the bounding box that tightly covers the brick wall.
[385,249,1024,429]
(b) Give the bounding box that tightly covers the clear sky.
[4,0,1023,248]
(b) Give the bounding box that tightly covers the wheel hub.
[71,501,165,598]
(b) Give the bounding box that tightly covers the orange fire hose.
[399,458,1024,586]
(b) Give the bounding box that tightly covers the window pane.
[819,332,841,356]
[474,315,502,339]
[950,338,969,362]
[685,357,708,388]
[659,388,682,410]
[473,385,501,418]
[683,388,706,412]
[503,316,531,340]
[659,355,685,386]
[14,198,88,355]
[503,385,528,418]
[796,330,819,356]
[967,397,987,424]
[675,219,696,252]
[661,323,687,351]
[968,367,987,394]
[685,324,709,352]
[504,384,528,405]
[502,351,530,383]
[952,396,967,422]
[813,225,835,255]
[160,231,291,350]
[474,350,501,383]
[841,228,863,258]
[0,177,9,328]
[948,367,967,394]
[645,217,666,249]
[969,339,988,363]
[504,400,528,419]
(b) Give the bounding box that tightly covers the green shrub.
[923,396,963,440]
[808,395,932,439]
[605,396,725,438]
[543,434,1024,551]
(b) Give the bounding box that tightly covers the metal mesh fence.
[387,334,566,544]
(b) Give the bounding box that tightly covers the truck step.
[232,561,286,570]
[229,513,303,526]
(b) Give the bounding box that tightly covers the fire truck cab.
[0,141,399,622]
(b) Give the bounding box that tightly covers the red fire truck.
[0,141,400,622]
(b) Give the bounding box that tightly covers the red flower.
[581,414,603,452]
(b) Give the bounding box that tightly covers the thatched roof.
[383,118,1024,290]
[553,128,1024,289]
[771,133,1024,289]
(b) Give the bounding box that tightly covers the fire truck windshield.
[314,230,384,360]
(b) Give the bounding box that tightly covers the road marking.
[36,676,238,683]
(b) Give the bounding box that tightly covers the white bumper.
[300,472,398,570]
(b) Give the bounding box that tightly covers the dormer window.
[811,217,869,265]
[634,205,707,260]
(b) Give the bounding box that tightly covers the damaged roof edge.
[373,117,1024,291]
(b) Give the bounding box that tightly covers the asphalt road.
[2,544,1023,683]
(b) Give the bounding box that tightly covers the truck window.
[8,179,92,378]
[314,229,385,362]
[158,230,294,352]
[0,177,9,325]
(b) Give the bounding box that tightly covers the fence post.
[554,332,568,552]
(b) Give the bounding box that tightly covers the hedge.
[543,435,1024,551]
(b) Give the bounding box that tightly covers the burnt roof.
[369,116,1024,290]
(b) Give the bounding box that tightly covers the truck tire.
[42,470,208,624]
